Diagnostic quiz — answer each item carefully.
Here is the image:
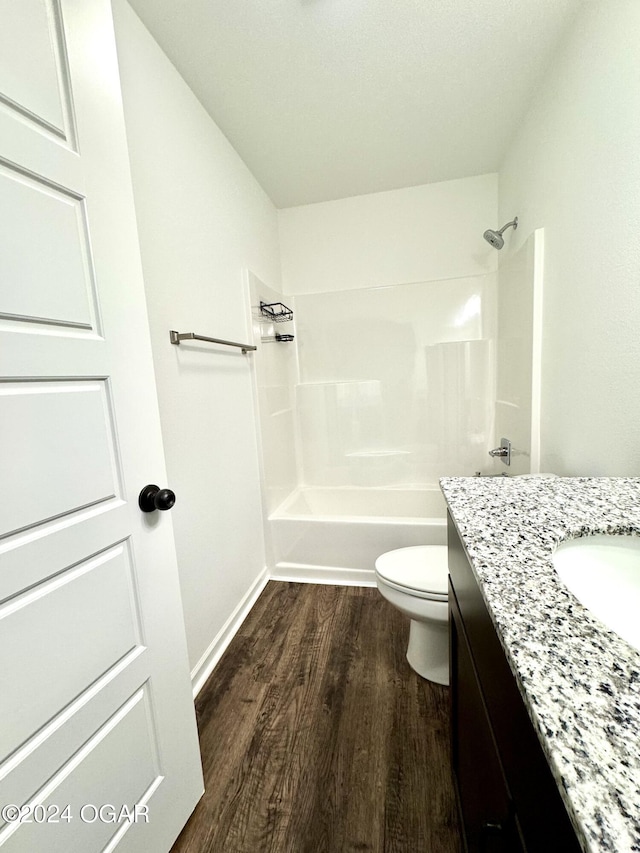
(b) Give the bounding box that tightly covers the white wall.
[278,174,498,294]
[499,0,640,476]
[112,1,281,682]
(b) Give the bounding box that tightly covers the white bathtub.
[268,486,447,586]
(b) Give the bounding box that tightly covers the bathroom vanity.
[441,477,640,853]
[448,514,579,851]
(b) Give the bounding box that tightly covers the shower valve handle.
[488,438,511,466]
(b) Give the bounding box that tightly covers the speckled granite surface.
[440,476,640,853]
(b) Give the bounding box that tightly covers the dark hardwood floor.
[171,582,463,853]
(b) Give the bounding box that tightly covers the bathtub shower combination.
[269,486,447,585]
[249,270,500,587]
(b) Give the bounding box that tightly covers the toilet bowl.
[375,545,449,686]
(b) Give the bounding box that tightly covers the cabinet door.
[450,586,525,853]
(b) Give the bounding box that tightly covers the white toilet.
[375,545,449,685]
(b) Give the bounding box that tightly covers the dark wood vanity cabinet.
[448,512,581,853]
[450,591,525,853]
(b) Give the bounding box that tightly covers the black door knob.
[139,484,176,513]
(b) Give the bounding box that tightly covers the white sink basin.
[553,534,640,652]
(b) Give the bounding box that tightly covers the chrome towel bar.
[169,330,257,353]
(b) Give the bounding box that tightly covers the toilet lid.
[375,545,448,596]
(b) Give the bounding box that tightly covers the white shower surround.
[269,486,447,585]
[250,176,501,586]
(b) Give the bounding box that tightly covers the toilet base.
[406,618,449,685]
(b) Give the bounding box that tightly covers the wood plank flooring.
[171,582,463,853]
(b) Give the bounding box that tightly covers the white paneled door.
[0,1,204,851]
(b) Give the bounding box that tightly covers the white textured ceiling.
[126,0,581,208]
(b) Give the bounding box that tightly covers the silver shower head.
[483,229,506,250]
[483,216,518,250]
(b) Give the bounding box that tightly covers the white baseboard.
[270,561,377,587]
[191,566,269,698]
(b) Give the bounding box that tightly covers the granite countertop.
[439,476,640,853]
